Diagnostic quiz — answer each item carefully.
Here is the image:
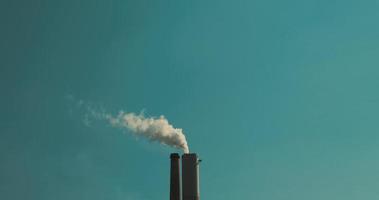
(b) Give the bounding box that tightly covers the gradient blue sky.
[1,0,379,200]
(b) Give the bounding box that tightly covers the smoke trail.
[106,112,189,153]
[66,95,189,153]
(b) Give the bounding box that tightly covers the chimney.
[182,153,200,200]
[170,153,181,200]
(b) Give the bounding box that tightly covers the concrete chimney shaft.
[182,153,200,200]
[170,153,181,200]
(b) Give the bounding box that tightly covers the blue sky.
[1,0,379,200]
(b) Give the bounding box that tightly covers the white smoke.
[106,111,189,153]
[66,95,189,153]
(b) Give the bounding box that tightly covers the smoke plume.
[106,112,189,153]
[66,95,189,153]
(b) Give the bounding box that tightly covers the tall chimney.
[170,153,181,200]
[182,153,200,200]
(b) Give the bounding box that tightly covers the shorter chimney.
[182,153,200,200]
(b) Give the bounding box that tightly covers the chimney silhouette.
[182,153,200,200]
[170,153,181,200]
